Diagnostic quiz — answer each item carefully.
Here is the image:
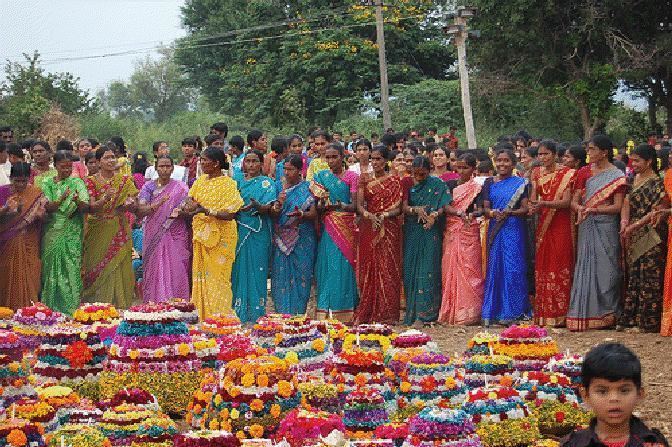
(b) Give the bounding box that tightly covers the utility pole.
[374,0,392,130]
[445,7,478,149]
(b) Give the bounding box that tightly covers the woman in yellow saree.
[179,147,243,320]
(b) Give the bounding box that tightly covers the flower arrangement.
[73,303,119,324]
[167,299,199,326]
[201,314,243,338]
[98,404,156,443]
[543,355,583,388]
[343,332,392,354]
[173,430,241,447]
[494,326,559,372]
[275,408,345,447]
[462,387,531,424]
[406,408,482,447]
[475,419,541,447]
[466,332,500,356]
[385,347,429,375]
[516,372,578,405]
[532,401,591,437]
[399,353,466,407]
[131,414,178,446]
[13,398,56,424]
[298,381,339,413]
[375,422,408,447]
[46,424,111,447]
[0,307,14,322]
[36,386,80,410]
[0,419,45,447]
[343,388,388,438]
[533,440,560,447]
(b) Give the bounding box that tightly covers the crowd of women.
[1,125,672,336]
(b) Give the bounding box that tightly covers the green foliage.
[605,106,649,145]
[0,52,94,137]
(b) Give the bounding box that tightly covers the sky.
[1,0,186,94]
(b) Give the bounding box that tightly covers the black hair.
[326,143,345,157]
[202,146,229,170]
[633,144,659,174]
[181,137,197,147]
[582,343,642,390]
[95,144,116,160]
[55,139,73,152]
[590,134,614,162]
[247,129,264,146]
[381,133,397,148]
[31,140,51,152]
[474,149,490,162]
[229,135,245,153]
[84,152,97,163]
[109,136,126,155]
[245,149,265,165]
[424,137,435,146]
[428,126,438,133]
[478,160,494,174]
[132,152,150,174]
[204,134,221,145]
[90,138,99,148]
[53,150,74,164]
[394,132,406,142]
[403,147,418,157]
[371,144,389,160]
[567,145,588,168]
[538,139,557,154]
[10,162,31,178]
[458,153,478,168]
[495,142,515,152]
[659,146,670,172]
[20,139,35,151]
[0,126,12,134]
[354,139,372,152]
[0,141,5,153]
[371,132,379,140]
[525,147,538,158]
[155,155,174,166]
[411,155,431,171]
[288,134,304,145]
[7,144,23,159]
[310,130,331,142]
[152,141,167,153]
[270,136,288,155]
[496,148,518,164]
[285,154,303,171]
[428,143,441,154]
[210,122,229,137]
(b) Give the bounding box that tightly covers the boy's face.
[8,154,23,164]
[182,144,196,158]
[583,378,643,427]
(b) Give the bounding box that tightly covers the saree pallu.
[354,175,403,325]
[190,175,244,320]
[567,168,626,331]
[619,177,665,332]
[663,170,672,336]
[440,180,483,325]
[139,180,191,304]
[271,181,316,315]
[82,174,138,308]
[311,169,359,322]
[40,176,90,315]
[533,167,575,327]
[0,185,46,310]
[232,176,277,323]
[482,177,530,324]
[404,176,450,324]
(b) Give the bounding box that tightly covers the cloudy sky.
[2,0,185,94]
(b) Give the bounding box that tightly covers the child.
[562,343,668,447]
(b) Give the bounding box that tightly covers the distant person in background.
[210,122,228,148]
[84,152,99,176]
[145,141,187,183]
[432,147,459,182]
[348,138,373,176]
[563,145,587,170]
[0,142,9,186]
[287,134,310,178]
[179,137,199,186]
[72,138,92,178]
[132,152,150,190]
[229,136,246,181]
[271,136,288,184]
[30,141,56,188]
[0,126,14,143]
[306,130,331,181]
[204,133,224,149]
[446,126,459,151]
[109,136,131,175]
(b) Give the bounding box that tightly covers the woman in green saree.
[82,145,138,308]
[40,151,90,315]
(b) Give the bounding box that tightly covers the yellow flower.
[285,352,299,364]
[129,349,139,360]
[229,387,241,398]
[257,374,269,387]
[219,408,229,419]
[230,408,240,419]
[277,380,292,398]
[250,399,264,412]
[400,382,412,393]
[236,430,246,440]
[249,424,264,438]
[214,394,223,406]
[178,343,191,356]
[241,373,255,387]
[270,404,281,418]
[312,339,326,353]
[209,419,220,430]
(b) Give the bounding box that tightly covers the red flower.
[63,340,94,369]
[555,412,565,423]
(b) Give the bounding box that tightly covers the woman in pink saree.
[439,153,484,325]
[136,156,191,303]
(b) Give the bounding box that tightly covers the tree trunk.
[647,94,658,133]
[578,97,594,141]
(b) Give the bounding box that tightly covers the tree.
[0,52,94,136]
[469,0,621,139]
[99,48,196,122]
[175,0,455,128]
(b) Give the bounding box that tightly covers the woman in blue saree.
[403,156,450,325]
[232,150,278,323]
[311,143,359,323]
[270,155,317,314]
[482,149,531,325]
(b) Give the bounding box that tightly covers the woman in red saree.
[0,163,47,309]
[529,140,575,327]
[354,146,403,324]
[439,153,484,325]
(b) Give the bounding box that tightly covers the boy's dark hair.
[152,141,167,153]
[270,136,288,154]
[582,343,642,390]
[181,137,197,147]
[56,139,74,152]
[210,122,228,137]
[204,134,222,145]
[229,135,245,153]
[247,129,264,146]
[477,160,494,174]
[7,144,23,159]
[381,133,397,148]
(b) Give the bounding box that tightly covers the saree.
[40,176,90,315]
[311,169,359,322]
[439,179,484,325]
[532,166,575,327]
[270,181,316,315]
[354,175,403,325]
[403,176,450,324]
[190,174,244,320]
[567,167,626,331]
[231,176,277,323]
[482,176,531,324]
[0,185,46,310]
[82,174,138,308]
[619,177,665,332]
[139,180,191,304]
[662,170,672,336]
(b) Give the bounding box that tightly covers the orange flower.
[249,424,264,438]
[250,399,264,412]
[354,373,368,387]
[209,419,220,430]
[312,339,326,352]
[236,431,246,440]
[278,380,292,398]
[400,382,412,393]
[500,375,514,387]
[420,376,437,392]
[270,404,281,418]
[241,373,256,387]
[257,374,269,387]
[7,429,28,446]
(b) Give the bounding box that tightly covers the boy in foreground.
[562,343,668,447]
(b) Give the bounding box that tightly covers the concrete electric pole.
[370,0,392,130]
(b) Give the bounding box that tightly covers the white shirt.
[348,162,373,175]
[1,160,10,178]
[0,166,9,186]
[145,165,188,183]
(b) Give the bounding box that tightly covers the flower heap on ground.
[515,371,578,405]
[205,355,300,439]
[251,314,288,349]
[36,386,81,430]
[73,303,120,345]
[0,329,35,407]
[343,324,395,353]
[462,354,516,389]
[10,396,59,433]
[272,316,331,373]
[465,333,500,357]
[200,314,243,339]
[404,407,483,447]
[0,418,46,447]
[399,352,467,408]
[319,319,347,354]
[99,403,158,447]
[385,330,439,376]
[56,397,102,425]
[343,387,389,439]
[493,326,558,372]
[168,299,199,326]
[0,307,14,329]
[12,303,65,350]
[543,354,582,397]
[46,424,111,447]
[173,430,240,447]
[329,347,396,405]
[462,386,539,447]
[275,407,345,447]
[297,380,340,414]
[100,303,207,415]
[129,413,178,447]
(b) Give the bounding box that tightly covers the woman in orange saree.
[439,153,484,325]
[529,141,575,327]
[354,146,403,325]
[659,150,672,336]
[0,162,46,309]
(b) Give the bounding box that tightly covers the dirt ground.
[408,324,672,437]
